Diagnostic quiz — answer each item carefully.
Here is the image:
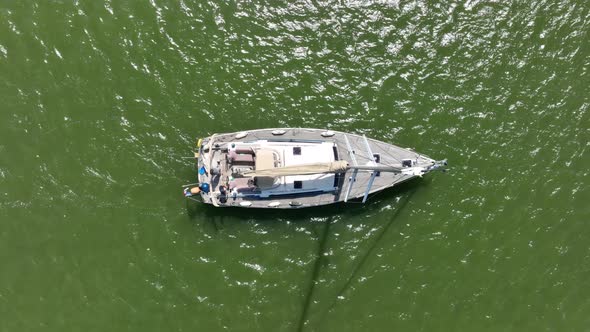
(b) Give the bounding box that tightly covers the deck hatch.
[373,153,381,176]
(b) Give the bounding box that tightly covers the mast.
[348,165,402,172]
[237,162,404,178]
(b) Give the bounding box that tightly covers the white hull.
[183,128,446,209]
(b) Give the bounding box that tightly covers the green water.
[1,0,588,331]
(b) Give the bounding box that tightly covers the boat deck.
[192,128,435,209]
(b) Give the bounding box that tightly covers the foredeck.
[192,128,435,209]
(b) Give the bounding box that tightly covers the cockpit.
[227,146,281,192]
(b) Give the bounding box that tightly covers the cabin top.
[225,141,338,196]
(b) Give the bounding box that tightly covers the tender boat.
[183,128,446,209]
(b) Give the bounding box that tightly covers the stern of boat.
[182,136,215,205]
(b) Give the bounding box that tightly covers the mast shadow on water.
[298,178,430,330]
[185,177,428,331]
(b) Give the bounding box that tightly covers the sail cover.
[242,160,349,177]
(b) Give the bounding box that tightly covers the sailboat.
[183,128,446,209]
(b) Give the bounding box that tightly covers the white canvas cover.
[255,149,276,170]
[243,160,348,177]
